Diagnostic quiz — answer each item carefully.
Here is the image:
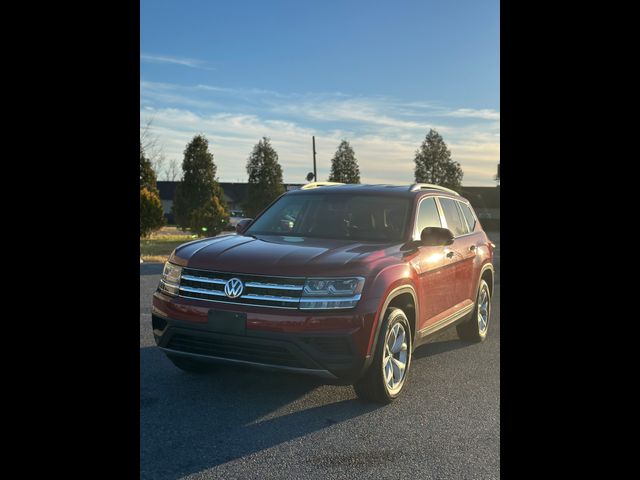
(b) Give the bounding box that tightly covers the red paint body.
[153,187,493,371]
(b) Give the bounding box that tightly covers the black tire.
[166,354,213,374]
[354,308,412,404]
[456,279,491,342]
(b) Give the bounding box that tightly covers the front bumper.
[152,290,380,382]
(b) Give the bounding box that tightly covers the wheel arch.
[479,263,494,296]
[368,284,418,356]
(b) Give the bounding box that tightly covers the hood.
[172,234,402,277]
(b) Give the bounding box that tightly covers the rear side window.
[458,202,477,232]
[439,198,469,236]
[415,197,442,235]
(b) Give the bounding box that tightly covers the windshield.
[246,193,411,242]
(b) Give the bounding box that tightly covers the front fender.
[365,263,419,356]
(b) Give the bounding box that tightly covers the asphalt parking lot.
[140,235,500,479]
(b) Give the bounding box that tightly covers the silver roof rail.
[301,182,345,190]
[409,183,459,195]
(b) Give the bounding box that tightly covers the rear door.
[455,201,484,303]
[437,197,476,310]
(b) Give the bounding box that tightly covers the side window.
[439,198,469,237]
[415,197,441,235]
[458,202,477,232]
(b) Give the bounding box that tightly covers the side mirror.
[420,227,454,246]
[236,218,253,234]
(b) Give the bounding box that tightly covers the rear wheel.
[354,308,412,404]
[166,354,213,373]
[456,279,491,342]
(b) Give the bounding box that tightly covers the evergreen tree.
[140,144,165,236]
[328,140,360,183]
[244,137,285,218]
[173,135,229,236]
[140,142,158,193]
[140,187,165,237]
[413,129,463,190]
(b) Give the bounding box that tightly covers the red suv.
[152,183,494,403]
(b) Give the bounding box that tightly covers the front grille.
[178,268,305,309]
[166,333,304,368]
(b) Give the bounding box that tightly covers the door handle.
[469,245,477,253]
[446,251,455,259]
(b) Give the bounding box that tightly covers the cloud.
[141,81,222,110]
[272,98,452,133]
[446,108,500,120]
[140,53,214,70]
[140,82,499,186]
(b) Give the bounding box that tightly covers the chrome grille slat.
[182,267,305,283]
[179,285,226,297]
[180,274,226,285]
[241,294,299,303]
[182,275,303,291]
[244,281,303,291]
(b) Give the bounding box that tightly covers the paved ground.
[140,234,500,479]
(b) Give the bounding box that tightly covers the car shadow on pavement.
[140,263,164,276]
[140,346,379,480]
[412,338,470,360]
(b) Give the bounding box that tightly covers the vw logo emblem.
[224,278,244,298]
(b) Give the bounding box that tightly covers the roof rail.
[301,182,345,190]
[409,183,459,195]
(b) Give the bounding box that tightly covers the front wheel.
[354,308,412,404]
[456,279,491,342]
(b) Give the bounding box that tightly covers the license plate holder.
[207,310,247,335]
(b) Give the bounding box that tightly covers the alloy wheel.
[477,283,490,334]
[383,322,409,395]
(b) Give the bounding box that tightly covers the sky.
[140,0,499,186]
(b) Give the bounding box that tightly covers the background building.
[156,182,500,230]
[157,182,304,224]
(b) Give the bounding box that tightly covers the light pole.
[306,136,318,184]
[312,136,317,182]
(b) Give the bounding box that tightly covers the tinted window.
[416,197,441,235]
[246,194,411,242]
[459,202,477,232]
[439,198,469,236]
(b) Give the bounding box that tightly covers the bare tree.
[140,116,166,178]
[140,117,158,154]
[152,152,167,181]
[166,158,181,181]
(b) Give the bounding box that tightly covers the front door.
[412,196,457,331]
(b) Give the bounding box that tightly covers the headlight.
[300,277,365,310]
[158,262,182,296]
